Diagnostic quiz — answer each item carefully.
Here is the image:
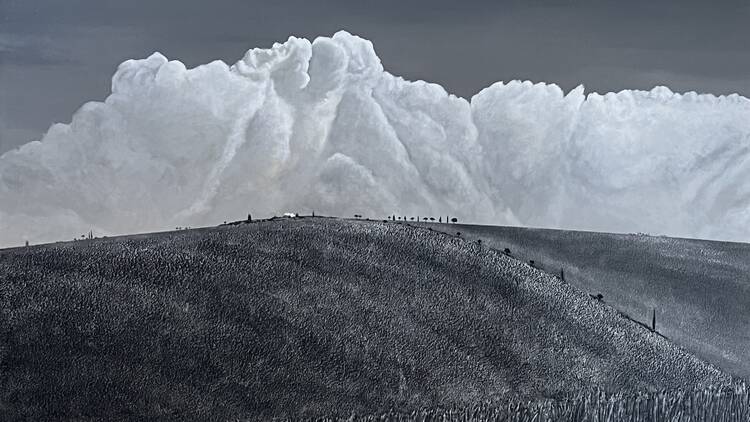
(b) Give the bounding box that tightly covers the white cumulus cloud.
[1,31,750,247]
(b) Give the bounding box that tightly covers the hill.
[0,218,730,420]
[418,222,750,379]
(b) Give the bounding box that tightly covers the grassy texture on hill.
[0,218,730,420]
[417,222,750,379]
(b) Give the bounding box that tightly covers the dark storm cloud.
[1,0,749,154]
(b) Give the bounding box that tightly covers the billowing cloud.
[1,31,749,247]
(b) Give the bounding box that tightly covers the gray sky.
[1,0,749,155]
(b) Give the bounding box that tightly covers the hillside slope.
[0,218,729,420]
[418,222,750,379]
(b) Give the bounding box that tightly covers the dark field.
[0,218,736,420]
[417,222,750,380]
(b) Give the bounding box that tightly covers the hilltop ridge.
[0,217,730,419]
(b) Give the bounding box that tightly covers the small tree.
[560,268,565,281]
[529,260,535,267]
[439,217,442,223]
[590,293,604,301]
[248,213,252,222]
[503,248,511,255]
[451,217,458,223]
[651,309,656,332]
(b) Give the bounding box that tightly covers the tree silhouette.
[451,217,458,223]
[590,293,604,301]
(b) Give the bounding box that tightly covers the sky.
[1,0,749,155]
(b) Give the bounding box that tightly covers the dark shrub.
[590,293,604,301]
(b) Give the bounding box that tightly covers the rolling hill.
[0,217,732,420]
[418,222,750,379]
